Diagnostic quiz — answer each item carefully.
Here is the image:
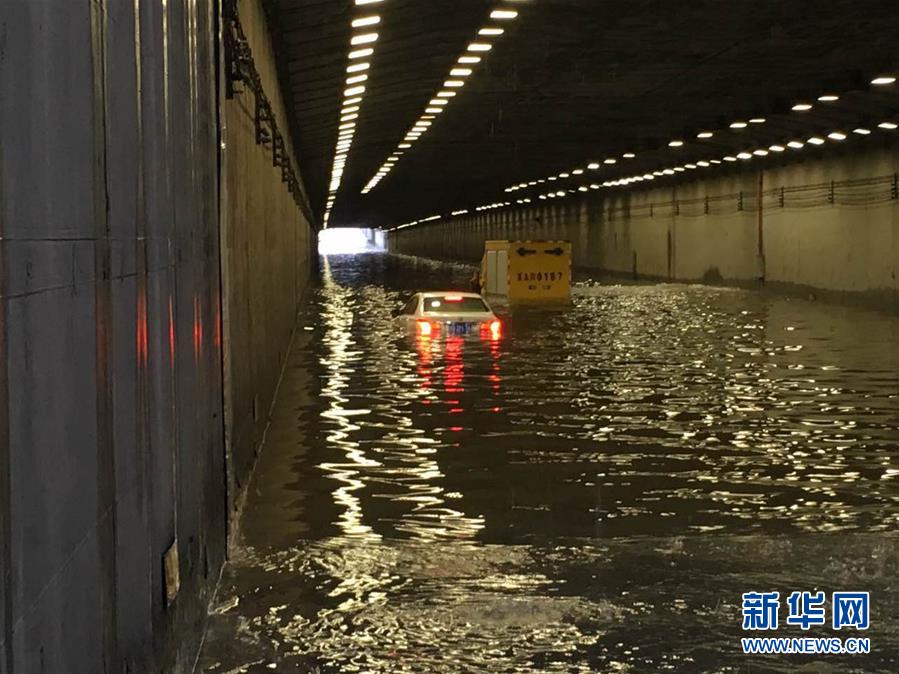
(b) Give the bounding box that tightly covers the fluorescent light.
[436,91,456,97]
[559,173,570,178]
[341,106,359,115]
[723,156,737,162]
[604,158,616,164]
[730,121,747,129]
[878,122,898,130]
[347,62,370,73]
[669,140,684,147]
[346,74,368,84]
[349,48,374,59]
[450,68,473,76]
[572,169,584,175]
[852,128,871,135]
[479,27,504,36]
[429,98,448,105]
[458,56,482,64]
[355,0,384,5]
[752,149,768,156]
[749,118,766,124]
[622,153,636,158]
[587,162,600,169]
[344,85,366,96]
[351,32,379,45]
[807,136,825,145]
[792,103,812,111]
[769,144,785,152]
[818,94,839,102]
[697,131,713,139]
[827,131,847,141]
[398,143,412,148]
[425,107,444,114]
[787,140,804,149]
[444,80,465,87]
[468,43,493,52]
[871,76,896,85]
[490,9,518,19]
[697,161,710,167]
[352,15,380,28]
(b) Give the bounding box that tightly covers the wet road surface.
[199,253,899,673]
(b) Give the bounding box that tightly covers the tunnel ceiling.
[269,0,899,229]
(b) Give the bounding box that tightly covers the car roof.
[420,291,483,298]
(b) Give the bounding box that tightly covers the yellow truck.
[480,240,572,301]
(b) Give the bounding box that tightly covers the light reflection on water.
[201,253,899,673]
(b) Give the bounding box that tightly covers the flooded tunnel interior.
[2,0,899,672]
[200,254,898,673]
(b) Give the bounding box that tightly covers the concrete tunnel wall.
[220,0,316,533]
[388,146,899,308]
[0,0,314,672]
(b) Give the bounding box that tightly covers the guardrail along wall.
[389,147,899,305]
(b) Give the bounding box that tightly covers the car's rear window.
[423,296,488,314]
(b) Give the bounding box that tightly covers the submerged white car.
[398,291,502,338]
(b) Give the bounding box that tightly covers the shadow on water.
[200,253,899,673]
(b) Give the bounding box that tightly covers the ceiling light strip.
[361,3,524,195]
[391,112,898,231]
[502,71,897,196]
[323,0,387,228]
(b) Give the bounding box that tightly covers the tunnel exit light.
[318,228,386,255]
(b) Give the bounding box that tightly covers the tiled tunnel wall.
[389,147,899,307]
[0,0,314,671]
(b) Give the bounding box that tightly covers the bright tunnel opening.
[318,227,386,255]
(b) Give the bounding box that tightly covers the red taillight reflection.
[417,319,434,336]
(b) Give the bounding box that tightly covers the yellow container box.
[481,240,572,300]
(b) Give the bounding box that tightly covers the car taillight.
[489,319,502,339]
[417,319,434,336]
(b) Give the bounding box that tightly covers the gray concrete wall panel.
[389,148,899,308]
[0,0,231,670]
[219,0,315,523]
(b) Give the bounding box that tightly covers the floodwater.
[199,253,899,673]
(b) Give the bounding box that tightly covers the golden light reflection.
[318,257,381,540]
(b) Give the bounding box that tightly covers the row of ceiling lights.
[360,1,527,195]
[323,0,386,228]
[504,76,898,196]
[521,121,898,201]
[388,74,897,230]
